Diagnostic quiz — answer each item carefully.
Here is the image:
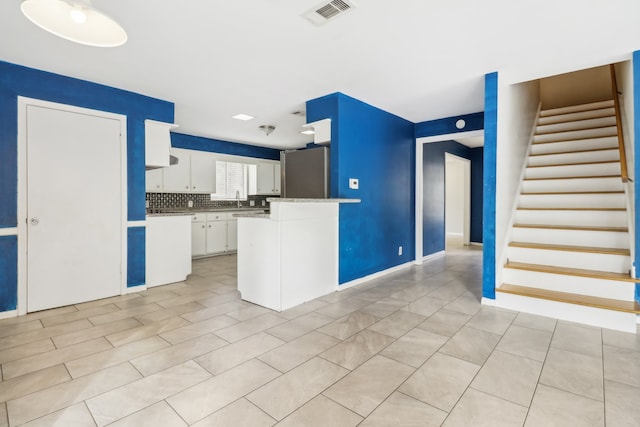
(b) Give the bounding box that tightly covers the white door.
[26,105,122,312]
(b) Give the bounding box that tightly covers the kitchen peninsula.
[235,198,360,311]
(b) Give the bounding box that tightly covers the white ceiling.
[2,0,640,150]
[455,136,484,148]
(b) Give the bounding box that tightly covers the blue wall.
[422,141,483,255]
[306,93,416,284]
[483,72,498,300]
[171,132,280,160]
[415,112,484,138]
[0,60,174,310]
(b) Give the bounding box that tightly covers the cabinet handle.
[193,186,196,189]
[201,225,205,229]
[185,185,189,189]
[208,225,211,228]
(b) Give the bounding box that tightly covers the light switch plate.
[349,178,359,190]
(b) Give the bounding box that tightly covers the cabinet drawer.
[206,212,228,221]
[192,214,205,222]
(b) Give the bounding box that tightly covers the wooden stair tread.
[504,261,637,282]
[521,191,624,195]
[509,241,630,255]
[524,174,620,181]
[517,207,625,211]
[513,224,628,232]
[527,160,619,168]
[497,283,640,314]
[530,147,618,157]
[533,133,618,145]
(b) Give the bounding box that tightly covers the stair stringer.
[495,102,542,291]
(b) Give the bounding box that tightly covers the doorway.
[445,153,471,250]
[17,98,127,313]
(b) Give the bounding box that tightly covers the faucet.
[236,190,240,208]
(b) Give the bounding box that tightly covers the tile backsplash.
[146,193,273,211]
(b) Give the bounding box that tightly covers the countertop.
[147,207,268,217]
[267,198,361,203]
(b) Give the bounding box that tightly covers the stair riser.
[536,116,616,134]
[506,246,630,273]
[534,126,617,144]
[515,210,627,227]
[539,100,615,117]
[493,293,637,333]
[502,268,635,300]
[521,177,624,193]
[519,193,625,209]
[528,149,619,167]
[525,162,620,179]
[512,228,629,249]
[538,107,615,125]
[530,137,619,155]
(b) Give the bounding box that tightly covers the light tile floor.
[1,247,639,426]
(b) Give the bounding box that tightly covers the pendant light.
[21,0,128,47]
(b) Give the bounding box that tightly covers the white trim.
[470,242,484,247]
[127,220,147,227]
[417,129,484,144]
[0,228,17,236]
[423,250,445,262]
[415,129,482,263]
[481,297,498,307]
[337,261,414,291]
[0,310,17,320]
[445,153,471,246]
[123,284,147,294]
[636,314,639,324]
[17,97,128,316]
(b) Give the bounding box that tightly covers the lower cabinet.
[191,212,239,257]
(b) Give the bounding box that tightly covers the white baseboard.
[423,250,445,262]
[0,309,17,320]
[123,285,147,295]
[0,228,18,237]
[337,261,415,291]
[446,232,463,238]
[481,297,497,306]
[470,242,483,247]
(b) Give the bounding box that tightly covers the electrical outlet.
[398,246,403,256]
[349,178,359,189]
[250,200,255,206]
[262,200,266,206]
[188,200,194,208]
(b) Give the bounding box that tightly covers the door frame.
[415,129,483,264]
[444,152,471,248]
[16,97,128,315]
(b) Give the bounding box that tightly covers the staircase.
[495,99,640,333]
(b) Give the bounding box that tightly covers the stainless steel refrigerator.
[280,146,330,198]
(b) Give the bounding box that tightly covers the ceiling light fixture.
[232,114,254,121]
[259,125,276,136]
[20,0,128,47]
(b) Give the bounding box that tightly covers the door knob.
[30,217,40,226]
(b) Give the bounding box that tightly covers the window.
[211,161,248,200]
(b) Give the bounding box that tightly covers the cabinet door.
[227,219,238,251]
[146,168,163,192]
[190,152,216,193]
[273,163,281,194]
[206,221,227,254]
[191,221,207,256]
[256,162,275,194]
[163,148,191,192]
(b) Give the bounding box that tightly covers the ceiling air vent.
[303,0,356,25]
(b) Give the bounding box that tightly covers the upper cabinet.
[255,161,281,195]
[162,148,192,192]
[145,120,179,169]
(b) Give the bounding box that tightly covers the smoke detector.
[303,0,357,25]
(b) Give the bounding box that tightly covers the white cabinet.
[145,120,178,168]
[163,148,191,192]
[227,219,238,251]
[146,168,163,192]
[146,215,191,287]
[150,148,217,193]
[191,212,241,257]
[190,154,216,193]
[256,161,281,195]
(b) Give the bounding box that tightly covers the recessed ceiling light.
[300,129,315,135]
[232,114,254,121]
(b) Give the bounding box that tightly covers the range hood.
[145,119,179,170]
